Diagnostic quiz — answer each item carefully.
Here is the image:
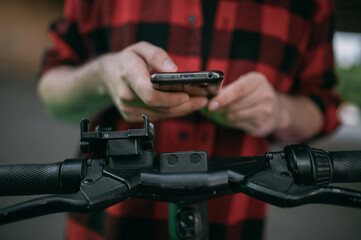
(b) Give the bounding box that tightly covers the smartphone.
[150,70,224,96]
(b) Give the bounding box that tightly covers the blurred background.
[0,0,361,239]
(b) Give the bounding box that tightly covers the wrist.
[93,55,110,94]
[273,93,323,143]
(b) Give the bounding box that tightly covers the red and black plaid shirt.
[41,0,340,239]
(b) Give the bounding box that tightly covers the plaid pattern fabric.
[41,0,340,239]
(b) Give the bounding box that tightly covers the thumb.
[131,41,177,72]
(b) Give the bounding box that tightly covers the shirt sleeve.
[295,0,340,134]
[40,0,88,76]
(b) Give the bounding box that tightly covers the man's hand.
[202,71,323,142]
[202,72,281,137]
[98,41,208,122]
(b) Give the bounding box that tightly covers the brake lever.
[77,159,137,210]
[0,158,140,225]
[236,151,361,208]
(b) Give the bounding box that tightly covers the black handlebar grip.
[284,144,361,185]
[329,151,361,183]
[0,163,61,196]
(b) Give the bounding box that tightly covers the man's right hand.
[97,41,208,122]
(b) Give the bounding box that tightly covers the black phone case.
[151,71,224,96]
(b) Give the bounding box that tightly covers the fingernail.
[200,99,208,108]
[163,59,177,71]
[180,95,190,104]
[208,101,220,111]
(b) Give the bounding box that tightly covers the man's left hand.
[202,72,283,137]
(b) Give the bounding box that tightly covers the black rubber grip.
[329,151,361,183]
[0,163,61,196]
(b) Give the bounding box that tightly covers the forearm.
[38,42,207,124]
[274,93,323,143]
[37,59,111,123]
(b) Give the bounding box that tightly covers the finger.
[131,41,177,72]
[227,102,273,123]
[124,52,190,107]
[121,97,208,121]
[233,117,275,137]
[226,108,267,135]
[122,107,186,122]
[118,104,165,122]
[208,72,265,111]
[150,97,208,114]
[225,85,269,112]
[233,120,259,135]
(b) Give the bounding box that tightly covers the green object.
[336,64,361,108]
[168,203,179,240]
[200,107,232,128]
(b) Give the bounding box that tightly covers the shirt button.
[179,131,188,140]
[188,15,197,24]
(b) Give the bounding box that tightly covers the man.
[38,0,340,239]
